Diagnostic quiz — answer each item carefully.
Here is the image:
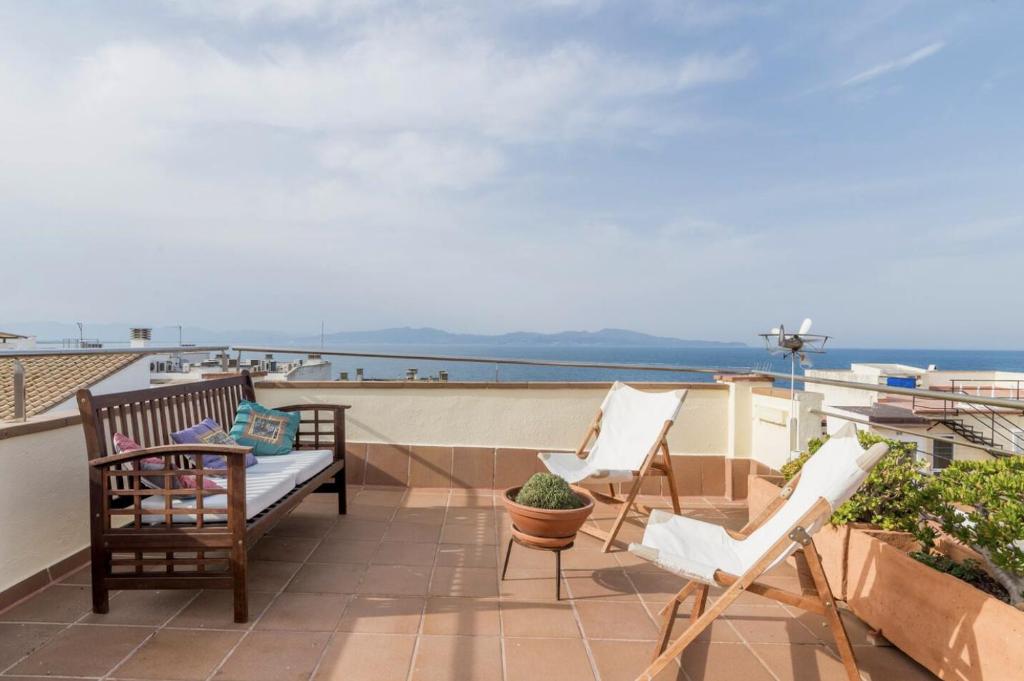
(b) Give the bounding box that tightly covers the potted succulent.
[503,473,594,548]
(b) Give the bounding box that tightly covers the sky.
[1,1,1023,349]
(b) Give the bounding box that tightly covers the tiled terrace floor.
[0,488,938,681]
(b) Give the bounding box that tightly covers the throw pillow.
[229,400,299,456]
[171,418,256,470]
[113,432,219,491]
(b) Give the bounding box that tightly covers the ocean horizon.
[247,344,1024,383]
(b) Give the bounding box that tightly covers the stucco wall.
[254,382,731,455]
[0,420,89,595]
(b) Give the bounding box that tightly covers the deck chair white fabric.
[538,382,687,551]
[628,422,888,681]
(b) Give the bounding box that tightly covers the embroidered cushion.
[113,433,218,490]
[229,400,299,456]
[171,418,256,470]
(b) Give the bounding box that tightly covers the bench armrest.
[272,404,351,413]
[89,444,253,468]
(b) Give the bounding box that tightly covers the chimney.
[438,370,449,382]
[356,368,364,381]
[406,368,418,381]
[130,327,152,348]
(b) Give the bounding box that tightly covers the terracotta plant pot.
[503,486,594,543]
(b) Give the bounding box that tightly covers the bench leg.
[90,546,109,614]
[232,543,248,623]
[336,470,347,515]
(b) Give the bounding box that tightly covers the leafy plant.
[917,457,1024,609]
[515,473,585,510]
[782,431,927,532]
[910,551,1011,603]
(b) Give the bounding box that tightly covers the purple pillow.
[171,418,256,470]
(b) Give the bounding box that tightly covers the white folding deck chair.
[628,423,888,681]
[539,382,687,552]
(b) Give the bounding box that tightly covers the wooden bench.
[76,371,347,622]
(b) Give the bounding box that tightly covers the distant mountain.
[5,322,746,348]
[302,327,746,348]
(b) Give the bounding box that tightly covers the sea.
[260,345,1024,384]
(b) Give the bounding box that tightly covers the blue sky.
[1,1,1022,348]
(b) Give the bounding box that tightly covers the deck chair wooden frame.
[637,472,862,681]
[573,412,683,553]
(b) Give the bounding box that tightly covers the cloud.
[840,41,945,87]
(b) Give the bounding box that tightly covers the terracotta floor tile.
[8,624,154,677]
[588,639,686,681]
[500,600,581,638]
[651,604,743,643]
[749,643,858,681]
[504,637,595,681]
[422,597,501,636]
[286,563,366,594]
[358,564,432,596]
[725,606,821,645]
[499,568,566,601]
[436,543,498,568]
[677,641,776,681]
[327,518,389,541]
[445,508,496,524]
[256,592,349,631]
[561,538,623,570]
[308,538,380,564]
[82,589,199,626]
[564,568,641,602]
[393,507,448,526]
[0,584,92,623]
[57,565,92,585]
[372,541,438,566]
[0,622,65,669]
[575,600,658,640]
[385,521,442,543]
[247,560,302,592]
[440,522,497,545]
[112,629,242,680]
[168,590,274,629]
[409,634,502,681]
[853,645,939,681]
[214,630,329,681]
[401,492,451,509]
[268,514,337,538]
[354,488,407,506]
[336,596,424,634]
[250,535,320,562]
[345,503,398,521]
[625,569,690,604]
[429,567,499,598]
[448,490,495,507]
[499,539,556,570]
[314,632,416,681]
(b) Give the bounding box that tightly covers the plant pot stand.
[501,525,575,600]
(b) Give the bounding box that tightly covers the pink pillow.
[113,433,219,491]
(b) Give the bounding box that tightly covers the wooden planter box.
[846,529,1024,681]
[748,474,1024,680]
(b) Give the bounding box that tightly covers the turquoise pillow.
[229,400,299,456]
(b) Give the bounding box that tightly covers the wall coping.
[255,380,730,390]
[0,412,82,440]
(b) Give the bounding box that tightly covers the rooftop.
[0,352,143,420]
[0,488,936,681]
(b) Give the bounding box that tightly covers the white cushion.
[250,449,335,484]
[139,470,297,524]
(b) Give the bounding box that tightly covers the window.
[933,437,954,470]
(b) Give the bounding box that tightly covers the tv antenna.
[758,318,830,456]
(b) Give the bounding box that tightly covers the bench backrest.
[77,372,256,460]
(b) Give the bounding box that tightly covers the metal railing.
[230,345,750,377]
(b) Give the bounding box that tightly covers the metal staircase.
[938,417,1002,451]
[934,390,1022,458]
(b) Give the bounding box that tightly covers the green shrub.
[917,457,1024,608]
[782,431,927,532]
[515,473,584,510]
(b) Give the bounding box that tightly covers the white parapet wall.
[254,381,731,454]
[0,416,91,600]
